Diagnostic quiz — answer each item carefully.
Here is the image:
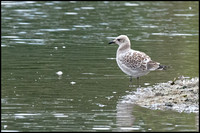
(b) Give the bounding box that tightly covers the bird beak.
[108,40,115,44]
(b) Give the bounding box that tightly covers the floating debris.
[96,103,106,107]
[70,81,76,85]
[56,71,63,76]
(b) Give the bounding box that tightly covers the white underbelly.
[116,58,149,78]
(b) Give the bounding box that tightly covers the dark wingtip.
[158,64,168,70]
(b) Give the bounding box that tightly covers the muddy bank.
[125,76,199,113]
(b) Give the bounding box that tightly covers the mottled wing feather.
[119,51,151,71]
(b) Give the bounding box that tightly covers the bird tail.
[157,64,167,70]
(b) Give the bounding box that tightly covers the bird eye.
[117,39,121,41]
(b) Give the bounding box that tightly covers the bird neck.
[118,43,131,52]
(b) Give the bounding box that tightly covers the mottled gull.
[109,35,166,82]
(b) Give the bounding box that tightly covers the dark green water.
[1,1,199,132]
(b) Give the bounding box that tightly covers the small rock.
[165,102,173,107]
[155,92,163,96]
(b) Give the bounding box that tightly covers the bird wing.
[118,50,153,71]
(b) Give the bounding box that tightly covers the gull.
[109,35,166,82]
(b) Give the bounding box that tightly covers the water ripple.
[65,12,78,15]
[174,14,196,17]
[152,33,198,36]
[124,3,139,6]
[73,25,92,28]
[81,7,95,10]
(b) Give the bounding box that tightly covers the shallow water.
[1,1,199,132]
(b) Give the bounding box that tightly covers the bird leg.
[137,77,140,87]
[130,76,133,82]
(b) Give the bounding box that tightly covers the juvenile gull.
[109,35,166,82]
